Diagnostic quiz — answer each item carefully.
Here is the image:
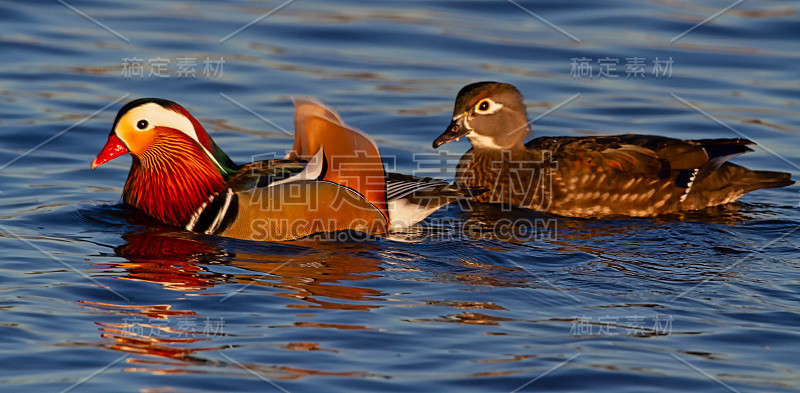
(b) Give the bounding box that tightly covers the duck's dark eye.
[476,100,491,113]
[136,120,148,130]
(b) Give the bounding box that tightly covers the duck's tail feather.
[684,163,794,208]
[290,97,388,221]
[745,169,795,190]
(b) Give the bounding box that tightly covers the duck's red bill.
[91,134,129,169]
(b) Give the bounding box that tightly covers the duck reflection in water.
[80,225,394,378]
[110,226,388,307]
[443,200,757,285]
[79,198,757,378]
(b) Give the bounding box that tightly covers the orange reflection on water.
[230,245,385,311]
[80,228,393,373]
[79,300,221,363]
[112,230,229,291]
[108,228,389,310]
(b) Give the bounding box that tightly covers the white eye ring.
[134,119,155,132]
[135,119,153,131]
[474,98,503,115]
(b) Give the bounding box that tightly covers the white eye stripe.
[475,98,503,115]
[124,103,194,136]
[118,102,226,172]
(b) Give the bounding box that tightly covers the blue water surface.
[1,1,799,392]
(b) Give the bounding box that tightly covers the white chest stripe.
[206,188,234,234]
[185,188,234,233]
[185,194,213,231]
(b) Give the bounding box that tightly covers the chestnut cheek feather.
[122,132,227,227]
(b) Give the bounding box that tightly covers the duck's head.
[91,98,239,226]
[91,98,236,174]
[433,81,529,150]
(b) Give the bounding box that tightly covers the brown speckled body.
[436,82,794,217]
[456,134,792,217]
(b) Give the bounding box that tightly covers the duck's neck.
[123,133,228,227]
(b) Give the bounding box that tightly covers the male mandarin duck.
[432,81,794,217]
[92,97,472,241]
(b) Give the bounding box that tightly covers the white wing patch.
[679,169,699,203]
[269,147,325,187]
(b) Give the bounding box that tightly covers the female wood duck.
[93,97,471,241]
[433,81,794,217]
